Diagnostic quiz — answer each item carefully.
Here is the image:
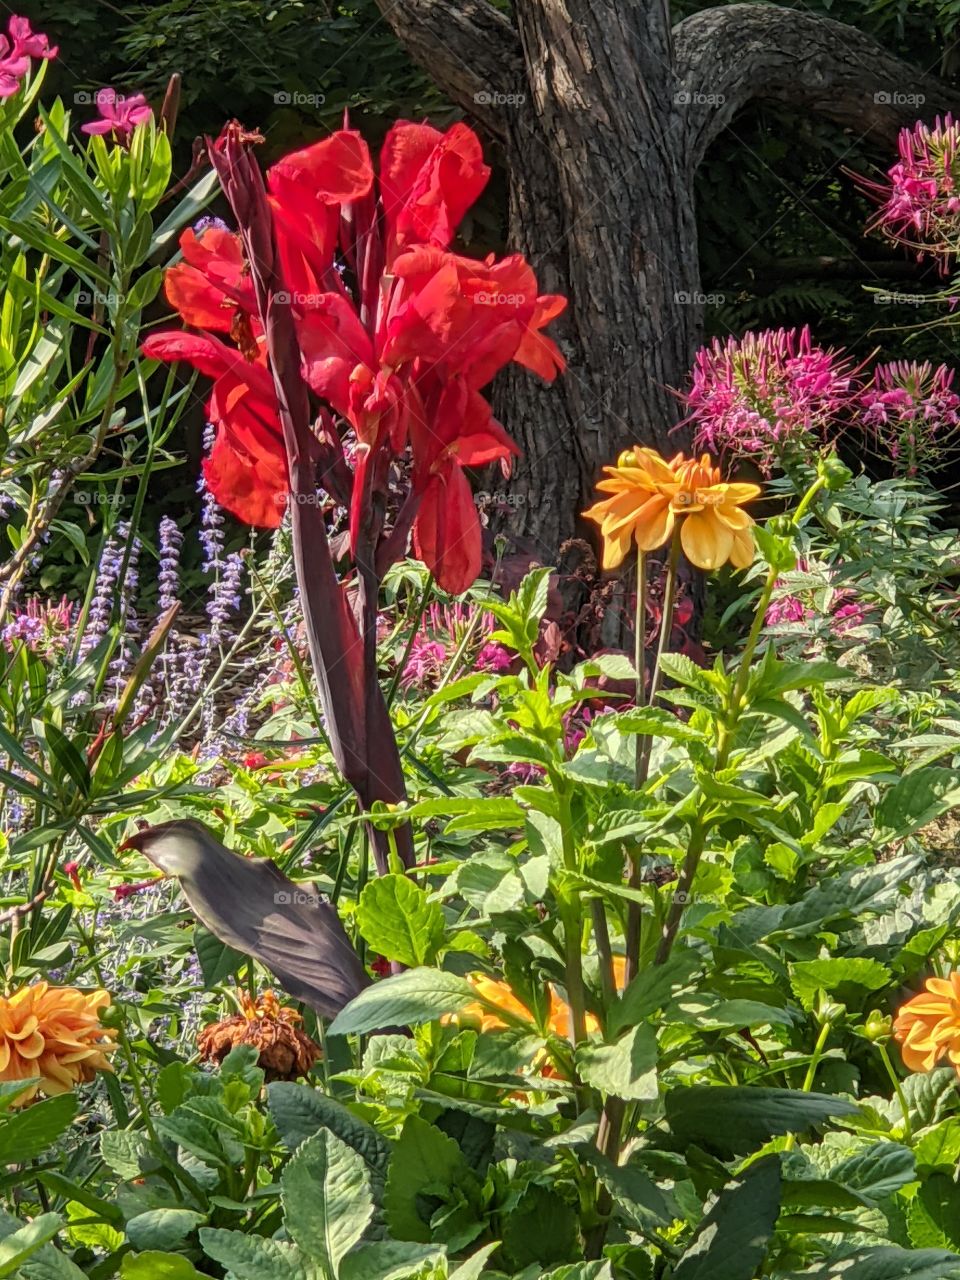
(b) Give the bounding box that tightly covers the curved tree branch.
[675,3,959,171]
[370,0,523,136]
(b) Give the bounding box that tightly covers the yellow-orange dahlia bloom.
[456,958,630,1038]
[0,983,117,1104]
[894,972,960,1073]
[583,447,761,571]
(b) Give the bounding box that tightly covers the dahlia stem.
[783,1020,831,1152]
[633,552,648,788]
[878,1042,912,1140]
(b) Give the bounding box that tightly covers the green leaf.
[328,968,476,1037]
[200,1228,318,1280]
[0,1214,64,1278]
[0,1094,77,1164]
[876,768,960,841]
[610,949,702,1035]
[916,1120,960,1173]
[267,1083,390,1174]
[781,1247,960,1278]
[908,1174,960,1251]
[340,1242,445,1280]
[671,1155,781,1280]
[121,1255,204,1279]
[666,1087,858,1154]
[384,1116,469,1243]
[357,875,445,968]
[194,925,245,986]
[790,958,892,1011]
[832,1143,916,1202]
[283,1130,374,1275]
[500,1184,578,1270]
[100,1130,149,1179]
[125,1210,204,1252]
[576,1025,658,1101]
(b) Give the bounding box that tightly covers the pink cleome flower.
[858,360,960,478]
[0,15,57,99]
[81,88,153,147]
[686,326,859,475]
[859,115,960,270]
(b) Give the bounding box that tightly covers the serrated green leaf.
[357,875,445,968]
[283,1130,373,1273]
[576,1025,658,1101]
[671,1155,780,1280]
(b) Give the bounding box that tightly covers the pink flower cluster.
[686,326,857,474]
[860,114,960,269]
[859,360,960,478]
[400,602,511,689]
[81,88,153,147]
[0,15,56,99]
[1,595,74,656]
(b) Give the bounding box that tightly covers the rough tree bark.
[372,0,956,555]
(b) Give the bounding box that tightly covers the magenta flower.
[685,326,859,475]
[2,595,74,657]
[399,601,497,689]
[858,360,960,478]
[0,14,57,99]
[859,115,960,270]
[764,595,811,627]
[82,88,153,147]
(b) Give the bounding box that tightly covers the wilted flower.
[859,115,960,269]
[197,990,321,1082]
[894,972,960,1074]
[583,447,760,571]
[686,326,858,474]
[0,983,116,1104]
[859,360,960,478]
[81,88,153,147]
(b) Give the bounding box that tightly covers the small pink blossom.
[0,15,57,100]
[858,115,960,270]
[476,641,512,673]
[82,88,153,147]
[764,595,811,626]
[2,595,74,656]
[859,360,960,478]
[685,326,858,474]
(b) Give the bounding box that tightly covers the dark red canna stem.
[209,124,413,873]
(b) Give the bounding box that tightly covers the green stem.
[878,1042,912,1140]
[633,552,648,788]
[784,1020,831,1151]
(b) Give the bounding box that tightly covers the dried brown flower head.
[197,990,321,1082]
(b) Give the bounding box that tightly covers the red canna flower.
[141,331,288,527]
[145,119,565,597]
[379,120,490,264]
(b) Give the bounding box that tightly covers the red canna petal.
[413,467,482,595]
[380,121,490,262]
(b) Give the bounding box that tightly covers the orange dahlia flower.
[457,958,629,1038]
[583,447,761,572]
[894,972,960,1073]
[0,983,117,1104]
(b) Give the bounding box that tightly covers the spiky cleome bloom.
[894,973,960,1074]
[859,360,960,478]
[0,983,116,1104]
[197,991,321,1082]
[583,447,760,571]
[859,115,960,269]
[686,326,857,474]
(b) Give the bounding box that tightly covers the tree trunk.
[494,1,700,553]
[371,0,957,552]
